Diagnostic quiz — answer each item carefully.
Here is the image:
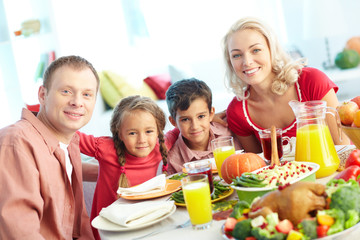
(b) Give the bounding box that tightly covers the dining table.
[97,145,360,240]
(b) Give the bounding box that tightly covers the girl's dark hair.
[110,95,168,188]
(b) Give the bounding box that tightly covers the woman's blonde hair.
[222,17,306,99]
[110,95,168,188]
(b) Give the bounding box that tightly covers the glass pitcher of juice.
[289,100,341,178]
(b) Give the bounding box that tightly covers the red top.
[227,67,338,141]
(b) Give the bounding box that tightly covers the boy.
[165,78,242,174]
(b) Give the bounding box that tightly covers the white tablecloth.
[99,145,360,240]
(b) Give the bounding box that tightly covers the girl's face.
[227,29,275,87]
[118,109,159,158]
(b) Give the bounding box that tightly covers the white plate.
[91,205,176,232]
[231,162,320,192]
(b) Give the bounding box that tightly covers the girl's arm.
[322,89,350,145]
[76,131,98,157]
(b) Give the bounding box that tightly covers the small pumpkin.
[221,153,266,184]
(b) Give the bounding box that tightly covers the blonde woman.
[223,17,349,153]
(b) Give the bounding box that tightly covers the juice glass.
[181,174,212,230]
[211,136,235,178]
[184,159,214,195]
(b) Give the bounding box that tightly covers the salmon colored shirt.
[0,109,94,240]
[167,122,242,174]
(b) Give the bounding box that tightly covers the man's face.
[38,66,97,142]
[169,98,214,150]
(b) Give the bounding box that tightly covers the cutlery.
[132,219,191,240]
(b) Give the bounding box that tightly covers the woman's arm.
[235,134,263,153]
[322,89,350,145]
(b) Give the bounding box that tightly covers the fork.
[132,219,191,240]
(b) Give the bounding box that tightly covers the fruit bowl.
[341,124,360,149]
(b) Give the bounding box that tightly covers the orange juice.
[183,181,212,225]
[295,124,339,178]
[213,146,235,178]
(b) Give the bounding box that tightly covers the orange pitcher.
[289,100,341,178]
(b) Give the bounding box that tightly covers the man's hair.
[166,78,212,119]
[43,55,99,91]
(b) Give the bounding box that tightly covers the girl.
[78,95,177,240]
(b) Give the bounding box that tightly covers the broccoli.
[230,200,250,219]
[330,185,360,216]
[345,209,360,229]
[326,179,358,197]
[232,219,252,240]
[251,227,286,240]
[297,218,317,239]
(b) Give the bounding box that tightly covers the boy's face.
[169,98,214,150]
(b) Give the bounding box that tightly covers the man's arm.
[82,161,99,182]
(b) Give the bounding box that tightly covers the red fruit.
[275,219,293,234]
[351,96,360,108]
[224,217,237,232]
[345,149,360,168]
[221,153,266,184]
[317,225,330,238]
[337,101,359,125]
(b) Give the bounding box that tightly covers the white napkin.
[99,200,175,227]
[117,174,166,196]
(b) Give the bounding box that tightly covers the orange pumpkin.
[346,36,360,56]
[221,153,266,184]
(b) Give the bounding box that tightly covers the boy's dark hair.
[166,78,212,119]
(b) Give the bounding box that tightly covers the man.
[0,55,98,239]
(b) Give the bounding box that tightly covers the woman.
[223,17,349,153]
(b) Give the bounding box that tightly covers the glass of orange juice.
[181,174,212,230]
[211,136,235,178]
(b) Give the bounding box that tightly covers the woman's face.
[227,29,274,87]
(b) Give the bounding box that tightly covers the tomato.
[316,225,330,238]
[345,149,360,169]
[224,217,237,232]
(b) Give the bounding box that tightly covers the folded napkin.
[99,200,175,227]
[117,174,166,197]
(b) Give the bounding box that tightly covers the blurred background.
[1,0,360,129]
